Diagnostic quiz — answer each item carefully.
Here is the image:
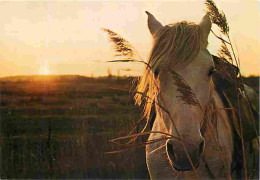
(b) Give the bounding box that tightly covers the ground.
[0,75,148,179]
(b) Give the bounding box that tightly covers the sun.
[39,60,51,75]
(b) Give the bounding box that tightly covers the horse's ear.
[146,11,163,37]
[199,15,212,46]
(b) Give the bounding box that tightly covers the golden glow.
[0,1,259,77]
[39,60,50,75]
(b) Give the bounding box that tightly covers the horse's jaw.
[146,118,207,179]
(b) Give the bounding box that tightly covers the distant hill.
[0,75,84,82]
[0,75,127,83]
[0,75,136,97]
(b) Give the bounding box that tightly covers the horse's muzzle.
[166,139,204,171]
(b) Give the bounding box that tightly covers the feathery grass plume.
[218,40,232,62]
[102,28,136,60]
[102,28,152,71]
[168,69,202,111]
[205,0,229,35]
[216,40,238,82]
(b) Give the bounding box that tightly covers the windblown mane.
[134,21,201,120]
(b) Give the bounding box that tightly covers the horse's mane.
[134,21,201,120]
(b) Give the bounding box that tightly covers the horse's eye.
[208,67,215,77]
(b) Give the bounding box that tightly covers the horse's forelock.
[135,21,201,120]
[151,21,201,71]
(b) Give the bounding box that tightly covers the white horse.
[134,12,234,179]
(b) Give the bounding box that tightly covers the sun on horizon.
[39,60,51,75]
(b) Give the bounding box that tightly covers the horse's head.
[136,12,215,172]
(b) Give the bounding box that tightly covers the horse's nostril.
[167,142,175,158]
[199,141,204,155]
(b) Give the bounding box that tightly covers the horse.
[134,12,234,179]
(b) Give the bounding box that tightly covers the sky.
[0,0,259,77]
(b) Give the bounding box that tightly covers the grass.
[0,75,148,179]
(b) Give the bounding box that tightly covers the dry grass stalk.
[102,28,144,64]
[107,59,152,70]
[205,0,229,35]
[204,0,260,178]
[210,30,230,44]
[218,40,233,63]
[168,69,203,111]
[102,28,134,58]
[110,131,181,143]
[216,40,238,83]
[106,137,171,154]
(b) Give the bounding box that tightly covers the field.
[0,75,258,179]
[0,75,149,179]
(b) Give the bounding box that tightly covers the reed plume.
[205,0,229,35]
[218,40,232,63]
[168,69,202,111]
[216,40,238,83]
[102,28,143,61]
[102,28,133,58]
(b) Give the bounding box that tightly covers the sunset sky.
[0,0,259,77]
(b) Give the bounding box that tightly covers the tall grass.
[0,76,148,179]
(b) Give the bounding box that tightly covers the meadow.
[0,75,148,179]
[0,75,258,179]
